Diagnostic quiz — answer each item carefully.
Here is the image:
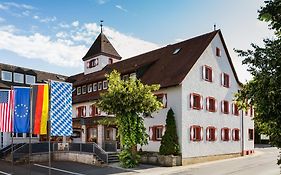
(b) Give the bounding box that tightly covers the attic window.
[173,48,181,55]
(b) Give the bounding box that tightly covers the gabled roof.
[69,30,241,103]
[82,33,121,61]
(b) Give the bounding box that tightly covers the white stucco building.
[68,29,254,163]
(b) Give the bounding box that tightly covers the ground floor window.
[232,128,240,141]
[248,129,254,140]
[206,126,216,141]
[221,127,230,141]
[190,125,203,141]
[149,125,165,141]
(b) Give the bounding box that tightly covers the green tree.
[159,108,180,156]
[97,70,162,168]
[235,0,281,165]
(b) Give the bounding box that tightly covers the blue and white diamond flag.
[14,87,31,133]
[50,81,73,136]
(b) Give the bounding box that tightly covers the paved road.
[0,147,279,175]
[170,147,280,175]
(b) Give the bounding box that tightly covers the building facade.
[68,29,254,162]
[0,63,67,148]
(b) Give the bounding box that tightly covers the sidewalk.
[110,150,263,175]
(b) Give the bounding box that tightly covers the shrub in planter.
[159,108,180,156]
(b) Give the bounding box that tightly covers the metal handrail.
[93,142,108,163]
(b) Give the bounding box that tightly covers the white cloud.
[0,22,159,68]
[0,25,18,33]
[39,16,57,23]
[0,30,87,67]
[0,4,8,10]
[115,5,128,12]
[58,22,70,28]
[33,15,39,19]
[32,15,57,23]
[3,2,34,10]
[72,21,79,27]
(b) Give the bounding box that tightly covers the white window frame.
[77,87,81,95]
[25,75,36,85]
[103,80,108,89]
[13,72,24,83]
[88,84,93,93]
[98,82,102,90]
[82,85,87,94]
[1,70,12,82]
[93,83,97,92]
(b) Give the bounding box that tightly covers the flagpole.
[28,85,33,175]
[11,86,14,175]
[48,80,51,175]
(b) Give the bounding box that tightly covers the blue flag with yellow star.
[14,87,31,133]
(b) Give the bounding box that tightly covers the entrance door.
[87,127,98,143]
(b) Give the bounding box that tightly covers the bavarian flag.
[32,84,49,135]
[14,87,31,133]
[50,81,72,136]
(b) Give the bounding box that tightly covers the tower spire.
[100,20,104,33]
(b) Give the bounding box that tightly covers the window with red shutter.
[233,103,239,116]
[221,73,230,88]
[190,125,203,141]
[222,100,229,114]
[216,47,221,57]
[207,97,216,112]
[149,125,164,141]
[221,128,230,141]
[232,128,240,141]
[203,66,213,82]
[191,93,202,110]
[248,129,254,140]
[206,126,216,141]
[77,106,86,117]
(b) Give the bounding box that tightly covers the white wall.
[141,86,182,152]
[84,55,117,75]
[180,33,253,158]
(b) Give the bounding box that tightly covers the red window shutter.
[152,127,156,141]
[190,93,194,109]
[76,107,79,117]
[202,66,205,80]
[199,127,204,141]
[190,126,194,141]
[149,127,153,140]
[200,95,203,109]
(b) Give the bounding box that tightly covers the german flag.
[32,84,49,135]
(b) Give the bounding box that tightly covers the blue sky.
[0,0,274,82]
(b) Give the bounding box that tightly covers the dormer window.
[82,85,87,94]
[77,87,81,95]
[1,70,12,82]
[89,58,99,68]
[93,83,97,92]
[108,58,113,64]
[13,72,24,83]
[98,82,102,90]
[88,84,93,93]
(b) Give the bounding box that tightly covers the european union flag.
[14,87,31,133]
